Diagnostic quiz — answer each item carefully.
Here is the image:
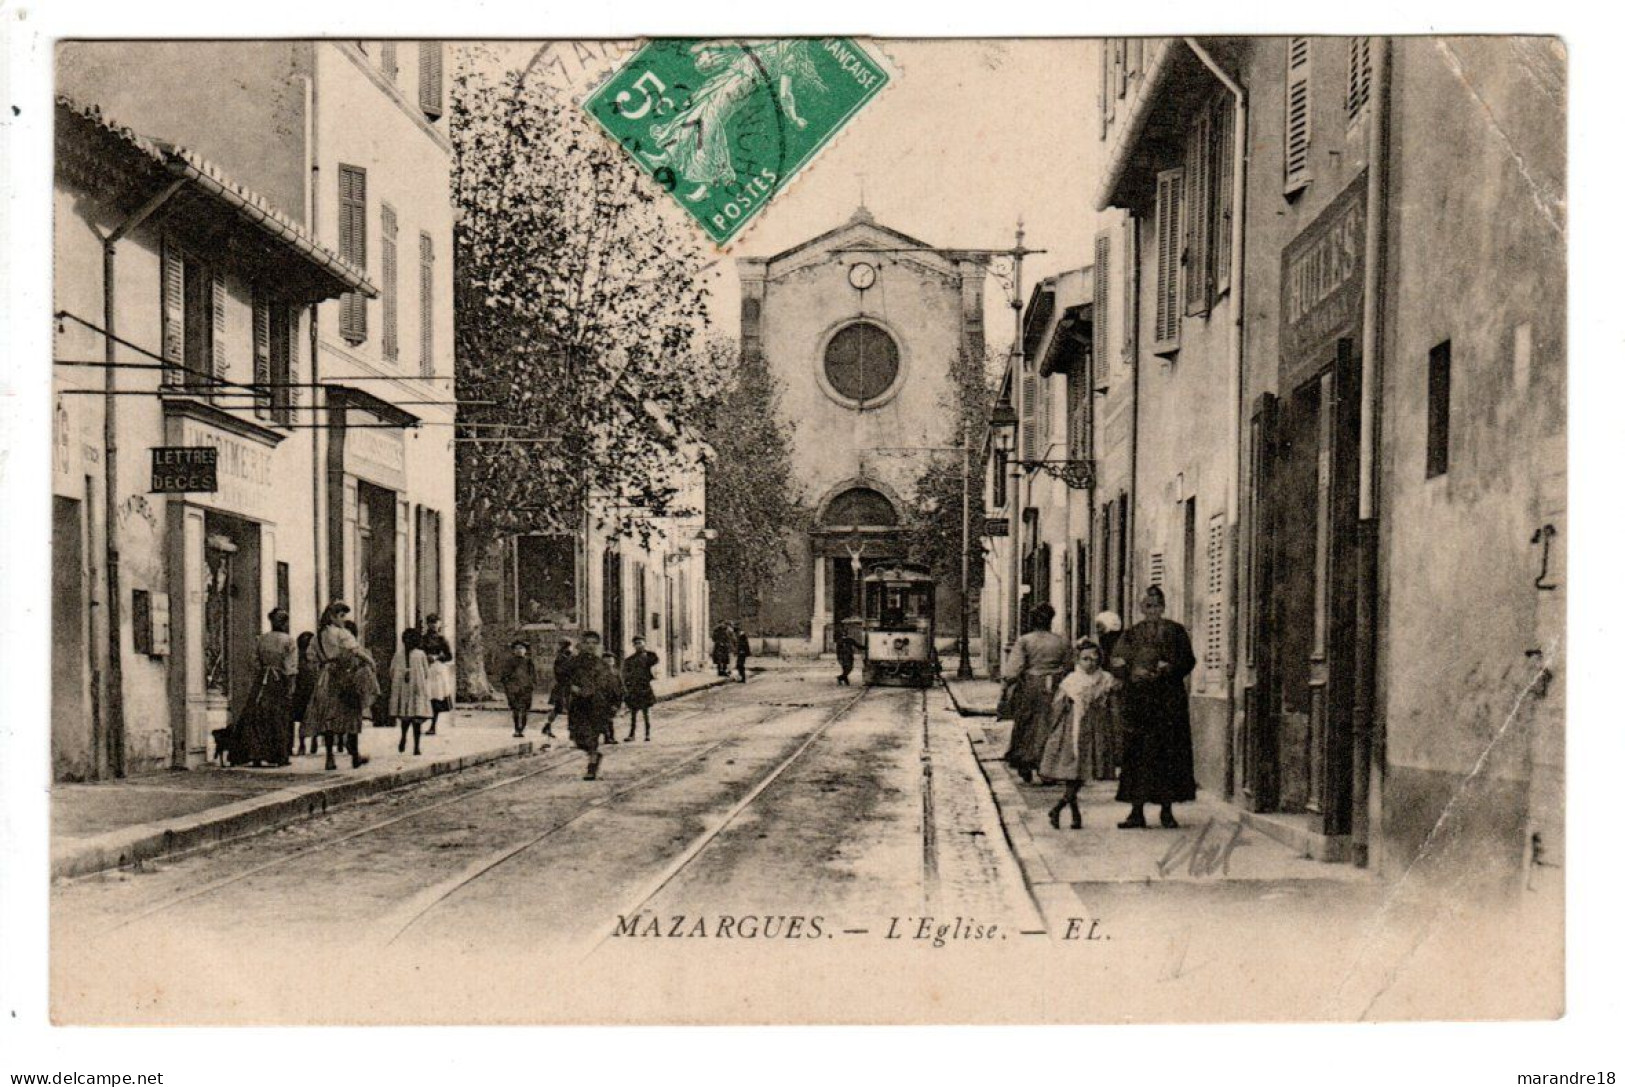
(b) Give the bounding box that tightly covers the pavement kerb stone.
[942,679,996,718]
[52,672,735,882]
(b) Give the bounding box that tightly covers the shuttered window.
[1034,371,1051,455]
[1346,37,1373,124]
[1152,167,1183,355]
[1099,41,1111,139]
[380,41,398,83]
[420,42,444,119]
[271,305,296,425]
[209,270,228,394]
[1184,108,1214,318]
[338,164,367,344]
[381,203,399,363]
[1067,358,1089,461]
[1205,514,1226,676]
[252,291,272,418]
[161,238,185,385]
[419,232,436,377]
[1021,371,1037,461]
[1284,36,1313,195]
[1213,96,1236,297]
[1092,232,1110,375]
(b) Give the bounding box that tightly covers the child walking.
[542,639,573,738]
[389,628,433,756]
[498,640,538,738]
[622,635,659,742]
[1041,638,1118,830]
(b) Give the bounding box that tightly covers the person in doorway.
[420,613,454,736]
[230,607,298,767]
[623,636,660,742]
[711,622,734,678]
[565,631,622,781]
[1111,585,1197,829]
[304,602,377,770]
[292,630,319,756]
[1001,602,1069,783]
[542,639,574,738]
[835,623,859,686]
[498,639,538,739]
[390,627,433,755]
[1041,638,1118,829]
[733,623,751,683]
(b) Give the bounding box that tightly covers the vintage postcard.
[40,35,1565,1027]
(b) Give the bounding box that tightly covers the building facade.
[1088,36,1564,884]
[734,208,986,654]
[54,40,457,778]
[988,37,1564,890]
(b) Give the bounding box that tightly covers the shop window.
[516,534,577,627]
[1427,340,1451,478]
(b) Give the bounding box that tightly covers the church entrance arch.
[813,482,905,653]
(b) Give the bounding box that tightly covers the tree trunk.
[456,534,499,701]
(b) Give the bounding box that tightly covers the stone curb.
[942,679,998,718]
[51,741,537,881]
[51,673,735,882]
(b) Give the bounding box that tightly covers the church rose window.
[823,322,900,403]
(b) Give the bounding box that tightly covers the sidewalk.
[942,676,1000,717]
[961,716,1375,927]
[52,668,731,880]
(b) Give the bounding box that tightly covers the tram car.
[859,564,938,688]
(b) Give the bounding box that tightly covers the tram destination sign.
[150,446,218,493]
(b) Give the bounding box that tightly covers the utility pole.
[1005,221,1036,667]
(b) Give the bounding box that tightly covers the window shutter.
[1152,167,1184,355]
[1098,41,1110,140]
[161,239,185,385]
[1092,231,1110,380]
[1021,372,1036,461]
[1115,39,1128,98]
[1205,514,1226,676]
[1149,550,1166,588]
[1284,37,1314,195]
[1067,366,1088,461]
[1185,107,1213,317]
[420,42,444,119]
[210,270,228,386]
[252,291,272,418]
[381,203,399,362]
[1104,41,1117,126]
[380,41,398,83]
[1346,37,1373,124]
[419,232,435,377]
[338,165,367,344]
[1213,97,1236,297]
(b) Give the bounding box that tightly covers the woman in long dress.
[230,608,298,767]
[1040,639,1118,829]
[303,601,377,771]
[1001,602,1069,783]
[389,627,434,755]
[1112,585,1198,828]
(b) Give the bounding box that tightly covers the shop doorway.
[203,510,262,726]
[1249,343,1361,837]
[356,481,397,724]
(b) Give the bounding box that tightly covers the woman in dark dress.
[420,614,454,736]
[230,608,298,767]
[1002,603,1069,783]
[622,635,660,742]
[1111,585,1197,829]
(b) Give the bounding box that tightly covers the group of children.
[491,635,661,745]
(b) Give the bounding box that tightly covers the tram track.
[83,686,774,938]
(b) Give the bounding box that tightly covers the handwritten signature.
[1155,818,1246,879]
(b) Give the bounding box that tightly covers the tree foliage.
[450,53,726,692]
[697,341,806,617]
[903,346,996,595]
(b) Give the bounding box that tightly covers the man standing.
[497,640,537,739]
[1110,585,1197,829]
[733,623,751,684]
[834,623,859,686]
[565,631,622,781]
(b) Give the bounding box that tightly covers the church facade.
[734,209,986,654]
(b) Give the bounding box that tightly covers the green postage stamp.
[583,39,890,246]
